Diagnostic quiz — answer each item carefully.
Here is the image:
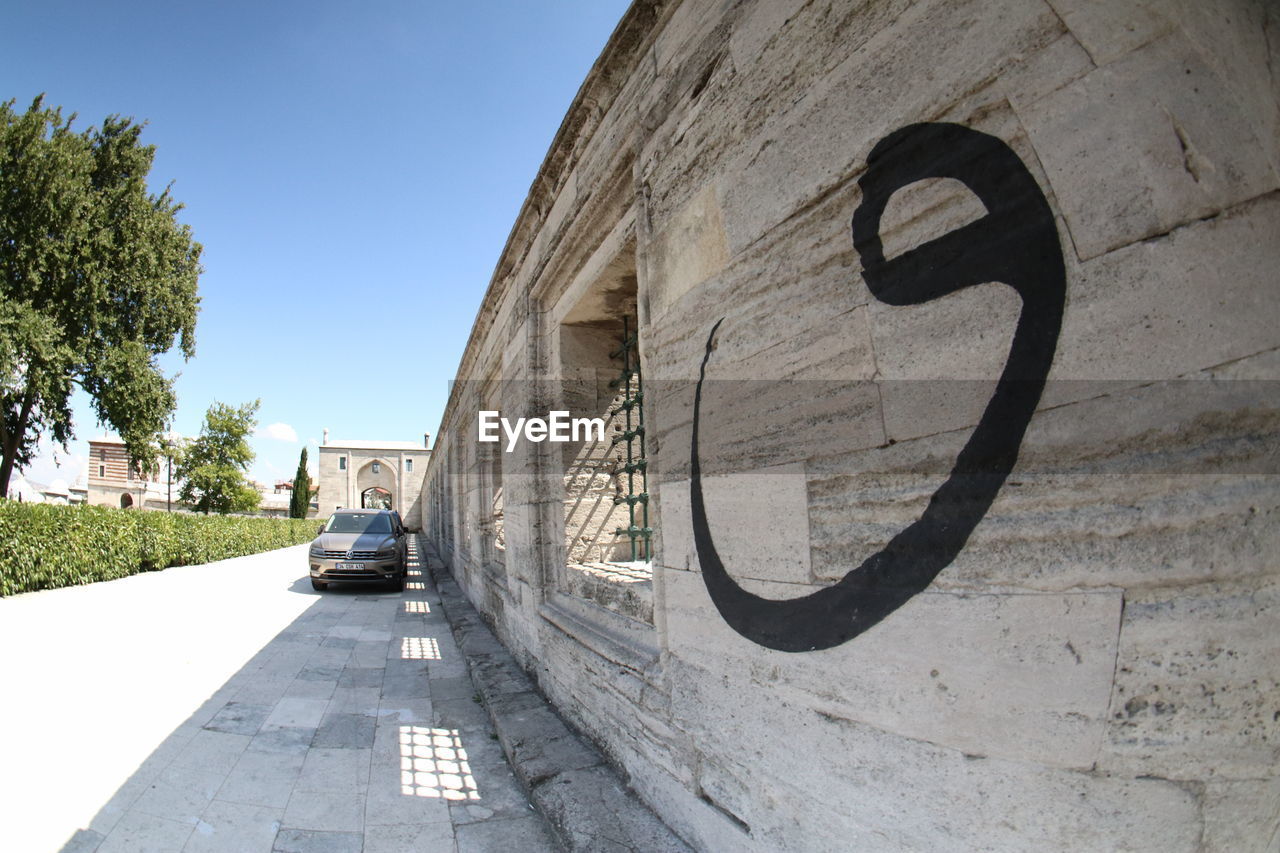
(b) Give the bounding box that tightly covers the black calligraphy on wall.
[689,122,1066,652]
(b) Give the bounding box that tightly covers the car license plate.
[335,562,365,570]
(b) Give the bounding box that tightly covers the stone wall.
[422,1,1280,849]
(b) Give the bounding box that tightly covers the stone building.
[421,1,1280,849]
[86,436,177,510]
[316,432,430,529]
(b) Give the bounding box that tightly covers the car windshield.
[325,513,392,534]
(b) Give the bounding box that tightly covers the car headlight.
[309,543,323,555]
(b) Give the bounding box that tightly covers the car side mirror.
[316,525,325,535]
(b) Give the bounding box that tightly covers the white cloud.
[258,422,298,442]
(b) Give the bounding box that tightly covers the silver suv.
[308,509,407,591]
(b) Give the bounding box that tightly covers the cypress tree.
[290,447,312,519]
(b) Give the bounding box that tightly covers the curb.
[424,542,691,852]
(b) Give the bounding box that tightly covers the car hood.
[314,532,396,552]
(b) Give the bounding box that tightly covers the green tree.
[289,447,312,519]
[177,400,261,515]
[0,95,201,496]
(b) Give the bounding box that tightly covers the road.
[0,537,555,852]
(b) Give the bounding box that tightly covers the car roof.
[332,508,391,515]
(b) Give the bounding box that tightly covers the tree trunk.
[0,385,36,499]
[0,446,15,499]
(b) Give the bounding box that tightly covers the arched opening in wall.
[553,236,655,626]
[356,458,398,513]
[362,487,392,510]
[120,493,133,509]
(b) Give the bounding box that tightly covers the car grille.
[321,550,381,560]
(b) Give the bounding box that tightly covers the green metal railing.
[609,316,651,561]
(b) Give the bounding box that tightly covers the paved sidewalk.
[1,536,554,852]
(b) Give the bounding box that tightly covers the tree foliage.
[0,95,201,495]
[177,400,260,515]
[289,446,312,519]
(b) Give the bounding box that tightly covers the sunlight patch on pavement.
[399,726,480,800]
[401,637,441,660]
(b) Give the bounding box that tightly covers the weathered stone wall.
[422,1,1280,849]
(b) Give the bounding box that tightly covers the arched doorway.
[362,487,392,510]
[120,493,134,509]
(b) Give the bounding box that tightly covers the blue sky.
[4,0,631,486]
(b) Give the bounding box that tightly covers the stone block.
[663,567,1121,769]
[454,815,557,853]
[869,281,1021,441]
[295,747,371,793]
[530,765,691,852]
[185,800,283,853]
[362,822,456,853]
[485,691,602,787]
[216,748,305,810]
[730,305,876,383]
[280,791,365,834]
[656,465,810,582]
[725,0,809,76]
[272,828,362,853]
[665,659,1200,851]
[1099,578,1280,780]
[1169,0,1280,179]
[96,811,194,853]
[651,372,884,485]
[997,31,1096,111]
[717,0,1060,255]
[1200,777,1280,853]
[647,184,730,322]
[621,764,753,853]
[203,702,272,736]
[808,374,1280,594]
[1044,0,1171,65]
[1020,32,1278,260]
[1050,192,1280,384]
[131,762,225,825]
[312,713,376,749]
[262,698,329,733]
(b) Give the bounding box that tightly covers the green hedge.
[0,502,323,596]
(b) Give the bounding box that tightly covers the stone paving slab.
[427,545,692,853]
[1,536,556,852]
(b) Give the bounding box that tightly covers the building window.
[339,456,346,470]
[372,461,381,474]
[404,458,413,472]
[98,464,105,478]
